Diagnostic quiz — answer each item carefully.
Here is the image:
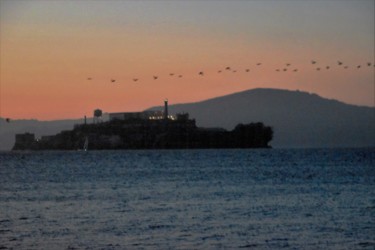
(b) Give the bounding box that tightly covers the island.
[12,101,273,150]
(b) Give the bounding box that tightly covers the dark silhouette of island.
[2,88,374,150]
[12,109,273,150]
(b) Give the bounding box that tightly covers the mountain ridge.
[148,88,374,148]
[1,88,374,150]
[170,88,372,109]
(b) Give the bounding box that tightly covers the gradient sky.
[1,0,374,120]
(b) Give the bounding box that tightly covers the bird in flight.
[133,78,138,82]
[225,66,231,70]
[178,75,183,78]
[286,63,291,67]
[326,66,330,70]
[357,65,361,69]
[256,63,262,66]
[87,77,92,80]
[245,69,250,72]
[111,79,116,83]
[218,70,222,73]
[316,68,321,71]
[367,62,372,66]
[153,76,158,80]
[311,60,316,64]
[5,118,10,123]
[293,69,298,72]
[199,71,204,76]
[283,68,287,72]
[337,61,343,65]
[169,73,174,76]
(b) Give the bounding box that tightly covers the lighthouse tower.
[164,99,169,120]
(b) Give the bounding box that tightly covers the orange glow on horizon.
[1,1,374,120]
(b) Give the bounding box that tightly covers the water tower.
[93,109,103,124]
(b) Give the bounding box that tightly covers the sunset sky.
[1,0,374,120]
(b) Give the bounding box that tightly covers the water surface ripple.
[0,149,374,249]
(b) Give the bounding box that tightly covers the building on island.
[109,99,175,121]
[14,133,36,150]
[109,110,165,121]
[15,133,35,144]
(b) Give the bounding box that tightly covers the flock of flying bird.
[2,59,374,123]
[86,60,374,83]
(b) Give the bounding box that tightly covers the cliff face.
[12,118,273,150]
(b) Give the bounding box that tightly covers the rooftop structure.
[109,110,165,121]
[109,100,175,121]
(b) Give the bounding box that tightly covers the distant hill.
[148,88,375,148]
[0,118,80,151]
[1,88,374,150]
[0,114,111,151]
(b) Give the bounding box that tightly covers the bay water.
[0,149,374,249]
